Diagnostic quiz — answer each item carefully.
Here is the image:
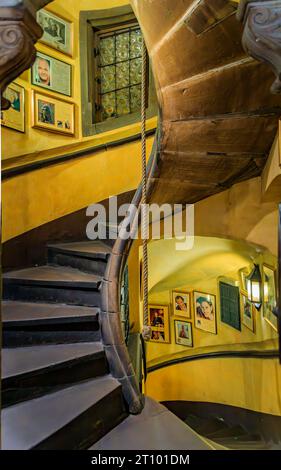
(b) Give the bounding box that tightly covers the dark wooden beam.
[0,0,53,109]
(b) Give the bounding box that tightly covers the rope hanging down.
[141,37,149,330]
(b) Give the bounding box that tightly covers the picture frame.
[239,266,250,294]
[32,90,75,136]
[171,291,191,319]
[37,9,73,57]
[148,304,170,343]
[31,52,72,97]
[1,83,25,133]
[193,291,217,334]
[174,320,193,347]
[262,264,278,332]
[241,293,255,332]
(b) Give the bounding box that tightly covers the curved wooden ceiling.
[131,0,281,204]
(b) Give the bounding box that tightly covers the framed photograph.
[148,305,170,343]
[32,90,75,136]
[174,320,193,347]
[31,52,72,97]
[239,266,250,293]
[172,291,191,319]
[37,9,73,56]
[262,265,278,331]
[241,293,255,332]
[193,291,217,334]
[1,83,25,132]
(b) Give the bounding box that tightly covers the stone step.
[2,376,127,450]
[2,342,108,407]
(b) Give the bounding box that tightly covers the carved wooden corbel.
[0,1,53,109]
[237,0,281,94]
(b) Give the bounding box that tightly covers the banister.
[99,121,161,414]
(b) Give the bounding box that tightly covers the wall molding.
[2,128,156,180]
[148,349,279,373]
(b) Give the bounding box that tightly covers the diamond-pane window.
[96,24,145,122]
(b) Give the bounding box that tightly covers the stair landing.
[91,397,211,450]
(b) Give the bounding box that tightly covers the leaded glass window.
[95,24,145,122]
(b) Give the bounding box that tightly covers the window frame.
[80,6,157,136]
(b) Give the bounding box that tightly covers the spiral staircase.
[1,0,281,450]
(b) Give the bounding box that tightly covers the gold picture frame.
[239,266,250,294]
[37,8,73,57]
[31,51,72,97]
[171,290,191,319]
[193,290,217,334]
[174,320,193,347]
[262,264,278,332]
[1,83,25,133]
[148,304,170,343]
[241,293,255,333]
[32,90,75,136]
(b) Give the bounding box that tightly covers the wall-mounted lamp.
[247,264,262,310]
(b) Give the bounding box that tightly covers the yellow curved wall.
[146,355,281,416]
[2,135,154,242]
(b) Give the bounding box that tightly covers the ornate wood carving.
[0,1,53,109]
[237,0,281,94]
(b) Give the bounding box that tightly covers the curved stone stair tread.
[47,241,111,259]
[184,415,229,436]
[91,397,211,450]
[3,265,102,288]
[2,301,99,326]
[2,342,104,379]
[213,437,274,450]
[205,424,247,439]
[2,375,120,450]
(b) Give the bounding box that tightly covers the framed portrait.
[241,293,255,332]
[32,90,75,136]
[31,52,72,97]
[239,266,250,294]
[1,83,25,132]
[148,305,170,343]
[174,320,193,347]
[262,265,278,331]
[172,291,191,319]
[193,291,217,334]
[37,9,73,56]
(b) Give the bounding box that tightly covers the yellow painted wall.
[261,132,281,202]
[2,135,154,242]
[146,356,281,416]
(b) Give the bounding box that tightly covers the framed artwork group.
[148,289,218,347]
[1,8,74,136]
[147,261,277,348]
